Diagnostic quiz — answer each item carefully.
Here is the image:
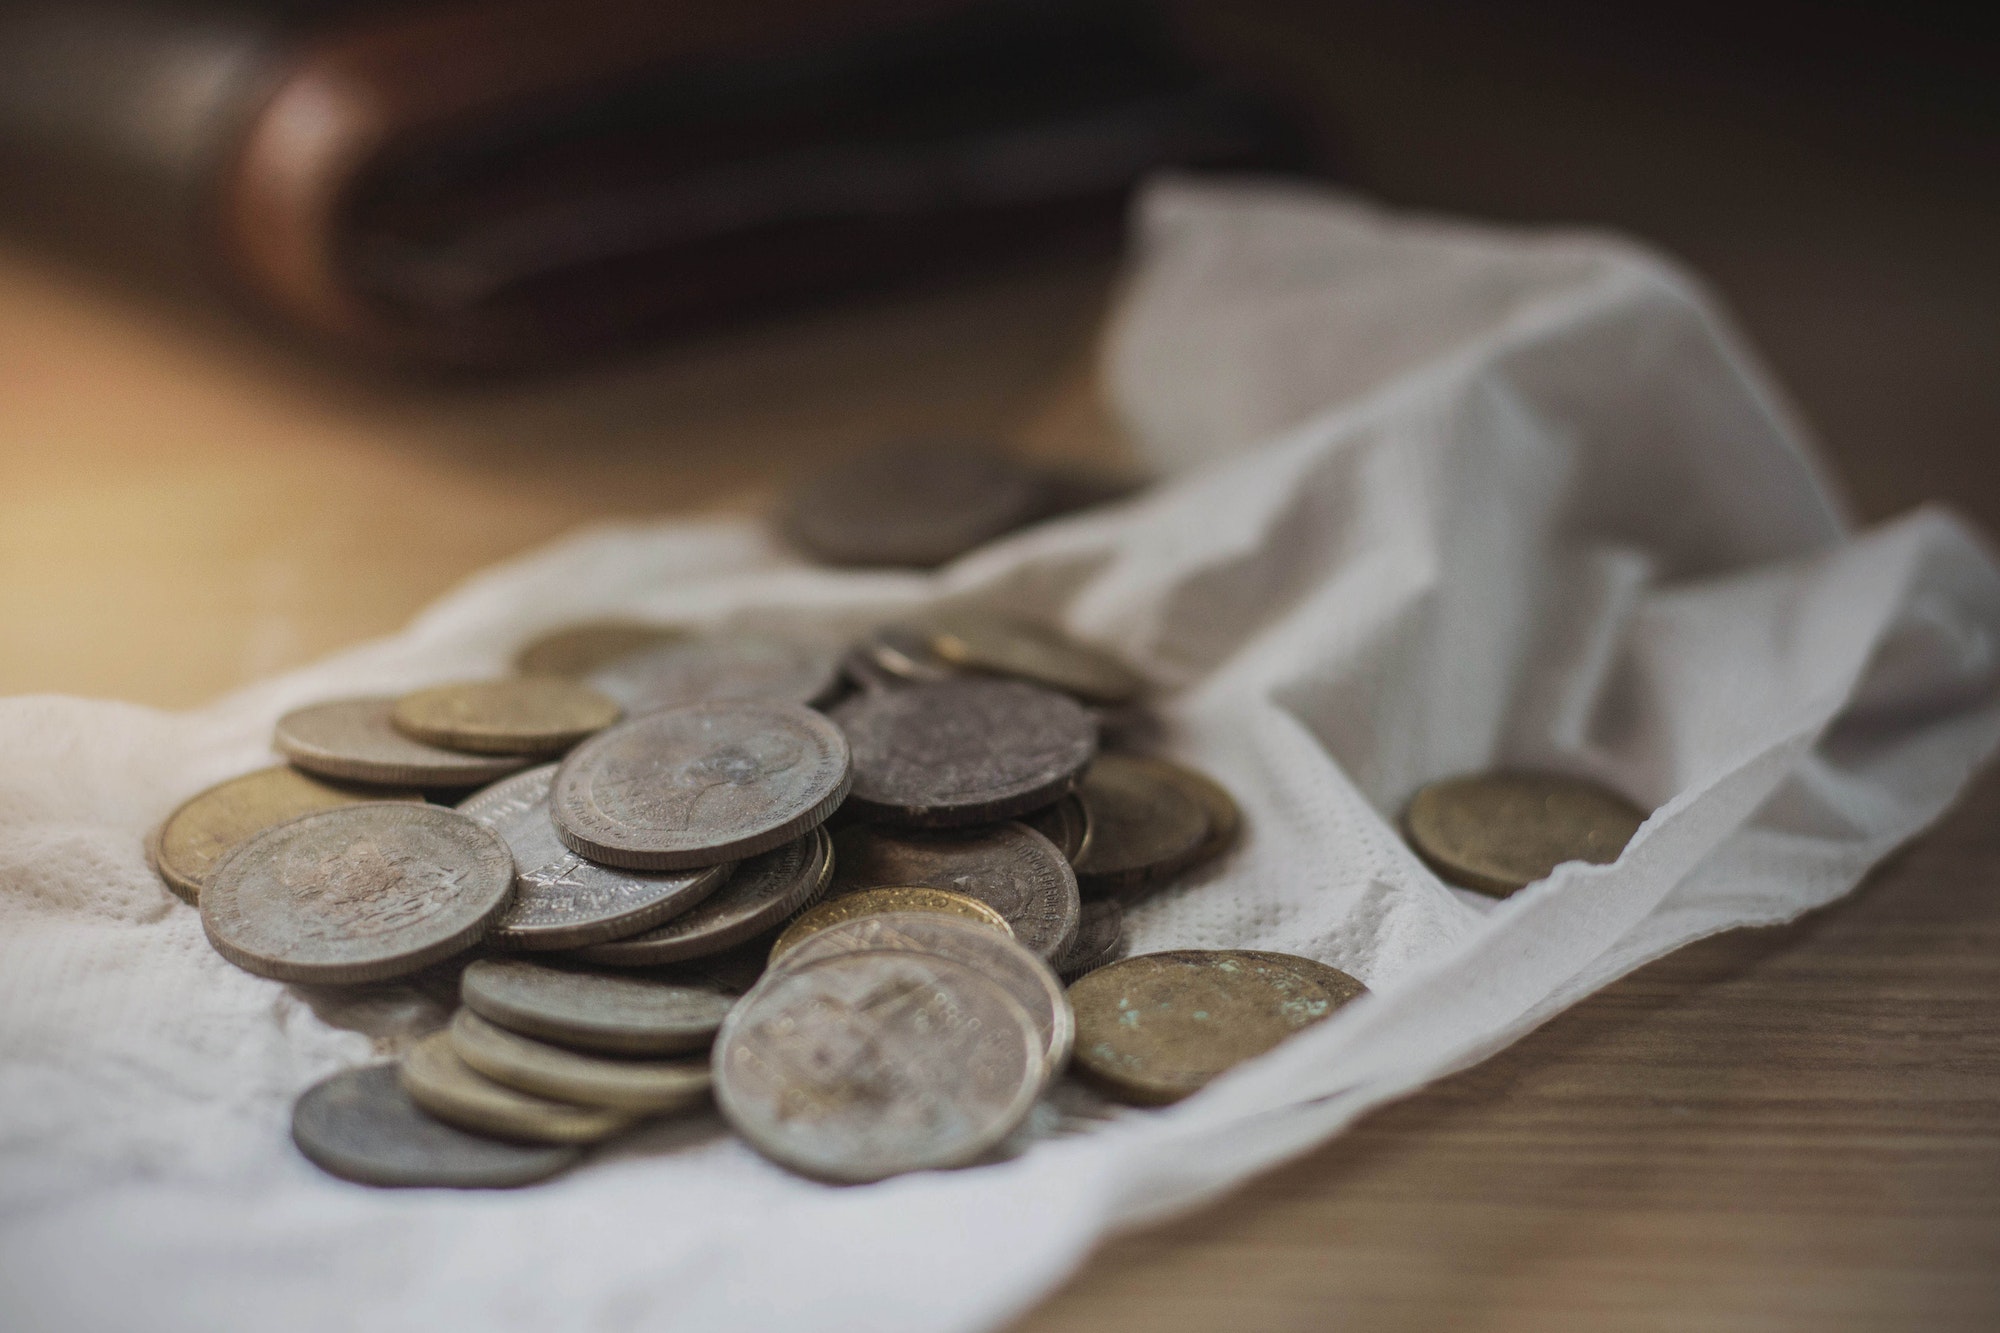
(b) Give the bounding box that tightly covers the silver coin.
[458,765,732,951]
[830,679,1096,827]
[460,957,736,1055]
[450,1009,712,1114]
[777,440,1052,568]
[569,827,832,967]
[274,697,531,788]
[291,1064,580,1189]
[588,634,844,715]
[551,700,850,870]
[830,822,1079,964]
[714,950,1043,1182]
[1021,793,1091,863]
[201,804,514,985]
[769,911,1073,1072]
[1052,899,1124,980]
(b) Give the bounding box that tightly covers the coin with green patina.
[1403,772,1645,897]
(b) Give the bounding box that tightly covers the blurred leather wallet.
[0,0,1304,368]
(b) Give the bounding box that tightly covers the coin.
[770,911,1073,1072]
[1051,899,1124,980]
[1021,793,1091,863]
[458,765,731,951]
[768,886,1011,961]
[587,634,845,715]
[928,612,1145,704]
[400,1031,633,1144]
[449,1009,711,1114]
[201,804,514,985]
[1403,772,1646,897]
[513,621,686,677]
[1068,951,1358,1105]
[830,822,1079,964]
[551,700,850,870]
[1232,951,1367,1006]
[460,957,736,1055]
[844,624,957,692]
[570,827,832,967]
[714,950,1044,1181]
[1072,755,1211,894]
[275,697,531,788]
[291,1064,581,1189]
[777,440,1052,568]
[1163,760,1242,868]
[392,678,620,756]
[153,766,423,905]
[831,679,1096,827]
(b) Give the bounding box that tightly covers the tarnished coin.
[153,766,423,905]
[460,957,735,1055]
[459,765,731,951]
[291,1064,580,1189]
[570,827,832,967]
[1165,761,1242,868]
[275,697,530,788]
[1022,793,1092,863]
[1232,951,1367,1006]
[768,886,1011,961]
[928,612,1146,704]
[770,911,1073,1072]
[831,678,1096,827]
[392,678,620,756]
[1403,772,1647,898]
[830,822,1079,964]
[588,634,845,715]
[513,620,686,677]
[201,804,514,985]
[1072,755,1211,894]
[778,440,1052,568]
[1069,950,1359,1105]
[551,700,850,870]
[400,1032,632,1144]
[1051,899,1124,981]
[450,1009,711,1114]
[714,950,1044,1181]
[845,624,958,692]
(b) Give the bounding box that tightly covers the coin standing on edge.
[513,621,686,678]
[1072,754,1212,895]
[276,697,531,788]
[292,1064,581,1189]
[201,804,515,985]
[830,822,1079,964]
[777,440,1052,568]
[569,827,832,967]
[768,886,1011,960]
[1403,771,1646,897]
[450,1009,712,1114]
[401,1032,633,1144]
[588,634,845,715]
[927,612,1146,705]
[1051,899,1124,981]
[460,957,736,1055]
[393,678,620,757]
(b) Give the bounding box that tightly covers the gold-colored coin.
[768,886,1010,961]
[1402,772,1646,898]
[449,1010,711,1115]
[1068,950,1361,1105]
[927,612,1145,704]
[1152,759,1240,869]
[399,1031,632,1144]
[1072,755,1210,894]
[512,621,686,677]
[152,766,422,905]
[392,678,621,756]
[1229,951,1367,1006]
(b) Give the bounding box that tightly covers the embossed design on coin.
[393,678,620,756]
[715,951,1043,1181]
[551,700,850,869]
[1052,899,1124,980]
[778,440,1052,568]
[450,1009,712,1113]
[1403,772,1646,897]
[275,697,530,788]
[292,1064,580,1189]
[588,634,844,715]
[570,828,831,967]
[400,1032,632,1144]
[1073,755,1211,894]
[514,621,686,678]
[154,766,422,905]
[768,886,1011,960]
[459,765,730,951]
[460,957,737,1055]
[928,612,1146,704]
[201,804,514,985]
[831,822,1079,963]
[1022,793,1091,863]
[832,678,1096,827]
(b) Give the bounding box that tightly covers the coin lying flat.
[153,766,423,905]
[715,950,1044,1181]
[392,678,620,757]
[1022,793,1091,863]
[460,957,736,1055]
[1051,899,1124,981]
[201,804,514,985]
[768,886,1011,961]
[1072,755,1211,894]
[928,612,1146,705]
[1403,772,1646,898]
[291,1064,581,1189]
[570,827,832,967]
[450,1009,712,1114]
[830,822,1079,964]
[832,679,1096,827]
[459,765,731,951]
[845,624,957,692]
[1069,950,1360,1105]
[770,911,1073,1073]
[275,697,531,788]
[1168,761,1242,868]
[401,1032,633,1144]
[513,621,686,678]
[552,700,850,870]
[778,440,1052,569]
[588,634,845,716]
[1234,951,1368,1006]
